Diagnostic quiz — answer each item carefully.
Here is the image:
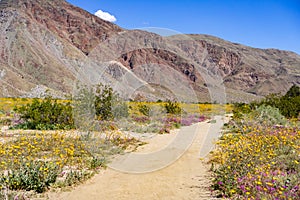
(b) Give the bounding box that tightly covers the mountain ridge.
[0,0,299,102]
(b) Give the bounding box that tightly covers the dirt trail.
[49,116,228,200]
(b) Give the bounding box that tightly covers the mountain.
[0,0,299,102]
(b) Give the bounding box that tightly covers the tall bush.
[94,84,114,120]
[243,85,300,119]
[94,84,128,120]
[13,98,74,130]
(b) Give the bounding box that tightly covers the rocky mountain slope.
[0,0,299,102]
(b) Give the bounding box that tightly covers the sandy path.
[49,116,227,200]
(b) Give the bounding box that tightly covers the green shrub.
[13,98,74,130]
[138,103,151,117]
[60,170,93,187]
[277,96,300,118]
[251,105,287,126]
[89,156,107,170]
[0,161,59,193]
[94,84,115,120]
[285,84,300,98]
[242,85,300,119]
[112,101,129,119]
[164,100,182,115]
[73,84,128,131]
[257,92,300,119]
[72,86,97,130]
[232,103,252,120]
[94,84,129,121]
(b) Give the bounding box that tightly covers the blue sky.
[67,0,300,54]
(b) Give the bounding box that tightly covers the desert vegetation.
[0,87,142,198]
[0,84,232,198]
[2,84,298,199]
[13,98,74,130]
[209,85,300,199]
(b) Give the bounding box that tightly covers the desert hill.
[0,0,299,102]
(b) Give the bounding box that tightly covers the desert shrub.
[74,84,128,123]
[285,84,300,97]
[58,170,93,187]
[13,98,74,130]
[250,105,287,126]
[72,86,96,130]
[256,94,300,119]
[0,161,59,193]
[94,84,128,121]
[138,103,151,117]
[132,116,150,123]
[164,100,182,115]
[232,103,252,120]
[278,96,300,119]
[90,157,107,170]
[233,85,300,120]
[112,101,129,120]
[94,84,115,120]
[250,85,300,119]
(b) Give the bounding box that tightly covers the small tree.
[94,84,128,120]
[94,84,114,120]
[73,85,96,130]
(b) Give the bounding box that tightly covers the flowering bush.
[164,100,182,115]
[132,116,151,124]
[0,132,89,193]
[158,115,207,134]
[210,86,300,199]
[180,114,206,126]
[1,160,60,193]
[159,116,181,134]
[210,125,300,199]
[137,103,151,117]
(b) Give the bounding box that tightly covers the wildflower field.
[0,129,140,198]
[210,125,300,199]
[0,95,232,198]
[209,86,300,199]
[122,101,232,134]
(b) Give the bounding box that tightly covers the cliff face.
[1,0,123,54]
[0,0,123,97]
[0,0,299,102]
[102,32,300,101]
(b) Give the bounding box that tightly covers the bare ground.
[47,116,228,200]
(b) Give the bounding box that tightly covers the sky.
[67,0,300,54]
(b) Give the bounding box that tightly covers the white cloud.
[94,10,117,23]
